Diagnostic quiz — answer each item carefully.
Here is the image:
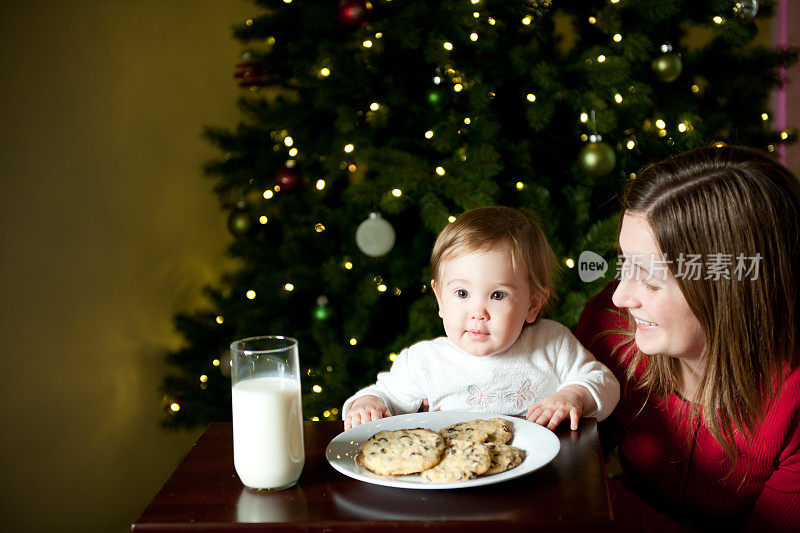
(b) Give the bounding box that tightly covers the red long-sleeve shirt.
[575,282,800,532]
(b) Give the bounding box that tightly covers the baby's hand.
[526,385,595,431]
[344,395,391,430]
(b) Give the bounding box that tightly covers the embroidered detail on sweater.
[504,379,535,408]
[466,385,499,411]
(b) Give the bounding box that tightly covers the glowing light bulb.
[392,188,402,197]
[312,385,322,393]
[215,315,224,324]
[315,223,325,232]
[200,375,208,383]
[761,113,769,121]
[320,67,330,77]
[343,261,353,270]
[677,123,687,133]
[626,140,635,150]
[522,16,532,25]
[614,93,623,103]
[464,117,471,124]
[443,41,453,51]
[170,403,180,412]
[516,181,524,190]
[213,359,220,367]
[527,93,536,102]
[370,102,380,111]
[580,112,589,123]
[284,136,293,147]
[448,216,456,223]
[597,55,606,62]
[288,147,298,156]
[263,190,274,199]
[425,130,434,139]
[377,284,387,292]
[362,40,373,48]
[349,338,358,346]
[470,33,478,42]
[246,290,256,299]
[655,119,666,129]
[613,33,622,42]
[284,283,294,291]
[344,144,354,153]
[259,216,268,224]
[316,179,326,190]
[565,258,575,268]
[435,167,446,176]
[454,84,463,92]
[588,16,597,24]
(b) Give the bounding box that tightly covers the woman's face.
[612,212,706,362]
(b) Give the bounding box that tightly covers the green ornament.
[314,296,331,321]
[427,88,446,106]
[578,141,616,178]
[651,53,683,83]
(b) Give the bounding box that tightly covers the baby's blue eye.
[491,291,507,300]
[455,289,469,299]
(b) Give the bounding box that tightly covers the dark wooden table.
[132,420,613,532]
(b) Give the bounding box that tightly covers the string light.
[200,375,208,383]
[487,17,495,25]
[470,33,479,42]
[613,33,622,42]
[215,315,224,324]
[284,283,294,291]
[213,359,220,367]
[259,216,268,224]
[761,113,769,121]
[580,112,589,123]
[677,122,688,133]
[425,130,434,139]
[626,139,636,150]
[614,93,623,103]
[443,41,454,51]
[377,284,387,292]
[691,84,700,93]
[454,83,463,92]
[448,215,456,223]
[565,258,575,268]
[284,136,293,147]
[392,188,402,197]
[370,102,380,111]
[389,352,397,361]
[263,190,274,199]
[245,19,253,26]
[246,290,256,299]
[315,179,326,190]
[588,16,597,24]
[473,11,480,18]
[781,131,789,140]
[655,119,666,129]
[312,385,322,393]
[597,55,606,63]
[315,223,326,232]
[516,181,525,190]
[713,16,724,24]
[320,67,330,77]
[435,166,446,176]
[288,147,298,156]
[464,117,471,124]
[349,338,358,345]
[362,40,373,48]
[526,93,536,102]
[344,143,354,153]
[170,403,181,412]
[522,16,532,25]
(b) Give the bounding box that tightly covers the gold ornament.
[651,53,683,83]
[578,141,616,178]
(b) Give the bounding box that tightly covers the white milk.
[232,376,305,489]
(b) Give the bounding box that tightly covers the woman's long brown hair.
[620,145,800,464]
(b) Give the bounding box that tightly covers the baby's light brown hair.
[430,206,557,310]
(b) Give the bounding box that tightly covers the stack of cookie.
[357,418,526,483]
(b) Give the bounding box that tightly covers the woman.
[575,145,800,531]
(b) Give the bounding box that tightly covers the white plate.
[325,411,560,490]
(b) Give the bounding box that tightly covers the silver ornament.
[733,0,758,18]
[355,212,396,257]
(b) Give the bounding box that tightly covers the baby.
[343,206,619,431]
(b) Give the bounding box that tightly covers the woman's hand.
[344,395,391,430]
[526,385,596,431]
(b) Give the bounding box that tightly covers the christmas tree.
[161,0,797,427]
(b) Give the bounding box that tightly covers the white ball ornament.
[355,212,396,257]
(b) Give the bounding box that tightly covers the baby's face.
[432,248,541,357]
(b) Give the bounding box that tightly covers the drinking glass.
[230,336,304,490]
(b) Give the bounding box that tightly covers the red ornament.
[275,166,300,192]
[234,56,267,89]
[337,0,370,30]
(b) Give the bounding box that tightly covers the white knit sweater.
[342,319,620,420]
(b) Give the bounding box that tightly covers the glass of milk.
[230,336,305,490]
